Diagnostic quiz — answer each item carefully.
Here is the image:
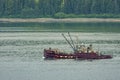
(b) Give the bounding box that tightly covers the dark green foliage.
[0,0,120,18]
[54,12,67,18]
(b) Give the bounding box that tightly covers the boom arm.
[68,32,76,51]
[62,33,76,52]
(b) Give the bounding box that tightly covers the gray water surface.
[0,32,120,80]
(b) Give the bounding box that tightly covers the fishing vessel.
[44,33,112,59]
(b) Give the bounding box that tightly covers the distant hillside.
[0,0,120,18]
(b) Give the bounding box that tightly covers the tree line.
[0,0,120,18]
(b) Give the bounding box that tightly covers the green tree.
[91,0,101,14]
[0,0,120,17]
[106,0,119,14]
[0,0,5,15]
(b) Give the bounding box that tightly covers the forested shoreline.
[0,0,120,18]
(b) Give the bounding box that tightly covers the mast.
[68,32,76,51]
[62,33,76,52]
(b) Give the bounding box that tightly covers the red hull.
[44,49,112,59]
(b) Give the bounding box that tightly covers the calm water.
[0,22,120,32]
[0,22,120,80]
